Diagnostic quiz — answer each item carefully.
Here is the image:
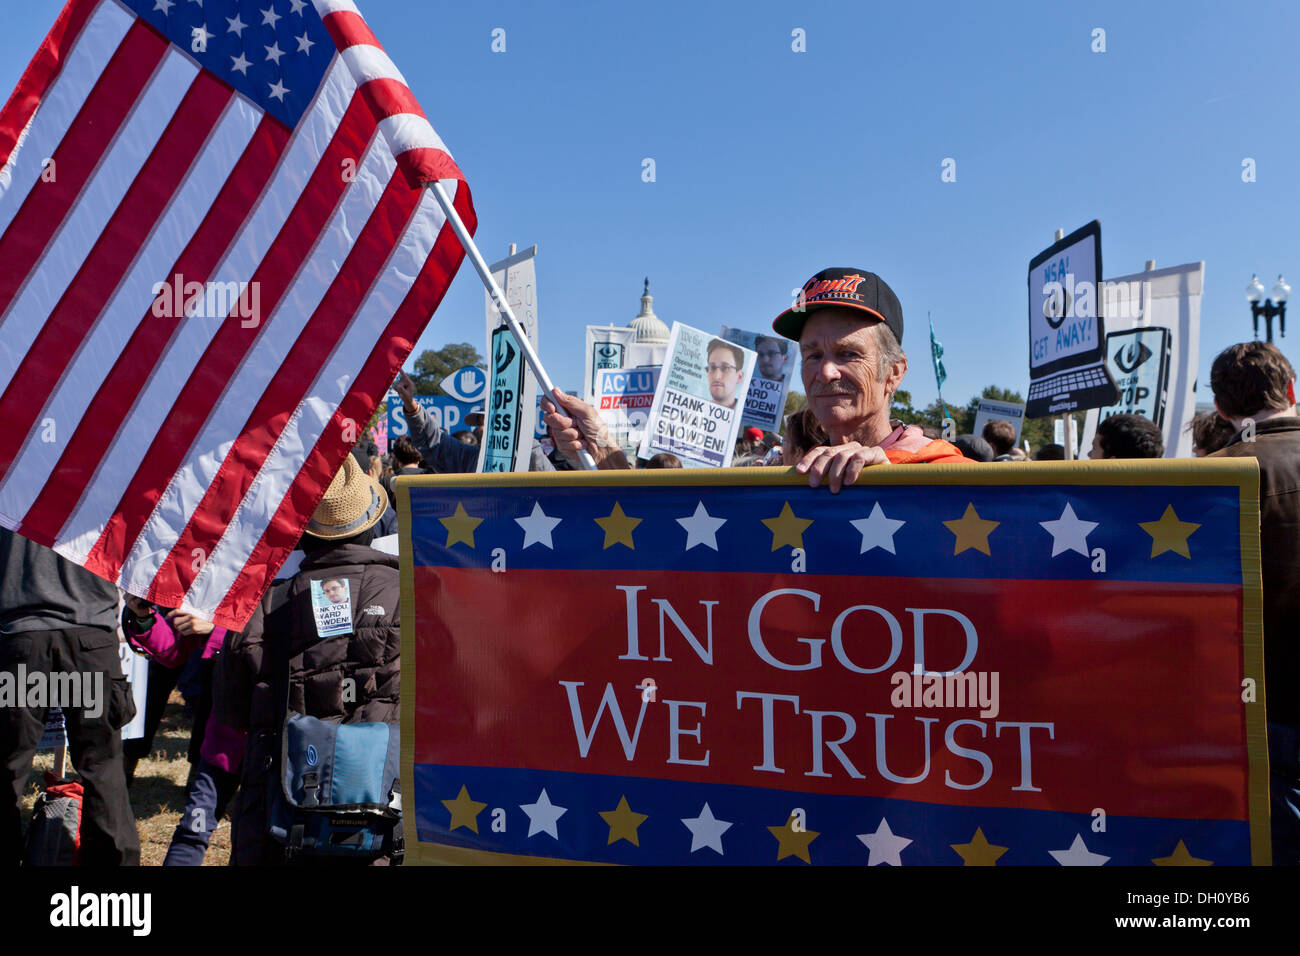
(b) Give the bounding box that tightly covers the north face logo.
[362,605,386,616]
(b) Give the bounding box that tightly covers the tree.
[889,389,928,426]
[784,391,807,420]
[408,342,486,396]
[918,398,970,434]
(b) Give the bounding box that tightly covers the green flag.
[929,312,949,420]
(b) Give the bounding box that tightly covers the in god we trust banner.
[398,461,1267,865]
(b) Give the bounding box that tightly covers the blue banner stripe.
[408,484,1241,585]
[413,763,1248,866]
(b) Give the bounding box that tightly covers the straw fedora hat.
[304,453,388,540]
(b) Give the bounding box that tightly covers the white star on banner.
[519,788,567,839]
[226,13,246,35]
[515,501,561,550]
[153,0,175,14]
[265,42,285,64]
[296,32,315,55]
[856,817,912,866]
[261,5,281,28]
[681,802,732,854]
[289,0,308,13]
[1039,503,1099,558]
[850,502,906,554]
[230,52,251,74]
[677,501,726,551]
[268,78,289,101]
[1048,833,1110,866]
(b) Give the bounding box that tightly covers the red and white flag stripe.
[0,0,475,628]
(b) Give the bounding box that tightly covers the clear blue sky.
[6,0,1298,411]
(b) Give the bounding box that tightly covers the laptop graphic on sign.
[1026,220,1120,418]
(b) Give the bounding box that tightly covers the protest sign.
[721,326,798,434]
[1079,262,1203,458]
[627,341,667,371]
[118,640,148,741]
[388,393,475,439]
[481,248,540,472]
[1052,417,1080,458]
[399,462,1266,865]
[38,709,67,753]
[585,326,637,404]
[370,417,388,456]
[972,400,1026,446]
[595,367,660,460]
[310,578,353,639]
[638,323,754,468]
[1026,221,1120,417]
[440,366,488,405]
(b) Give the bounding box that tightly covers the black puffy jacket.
[212,542,400,865]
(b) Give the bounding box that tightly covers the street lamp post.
[1246,273,1289,343]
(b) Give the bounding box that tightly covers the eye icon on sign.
[1115,340,1152,374]
[1043,286,1070,329]
[495,337,516,373]
[438,365,487,403]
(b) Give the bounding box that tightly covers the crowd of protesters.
[1,261,1297,866]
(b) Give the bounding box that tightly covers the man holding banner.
[543,266,964,481]
[775,268,966,488]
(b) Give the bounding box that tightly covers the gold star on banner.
[943,503,1000,556]
[441,785,487,834]
[595,502,641,549]
[762,502,813,551]
[1139,505,1200,559]
[598,795,648,846]
[1152,839,1212,866]
[951,827,1008,866]
[767,815,819,863]
[439,502,482,548]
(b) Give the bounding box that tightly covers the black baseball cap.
[773,267,904,345]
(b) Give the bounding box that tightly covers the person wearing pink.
[121,600,244,865]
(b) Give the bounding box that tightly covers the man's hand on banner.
[541,389,628,470]
[797,441,890,493]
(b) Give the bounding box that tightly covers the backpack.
[23,773,83,866]
[267,714,402,860]
[262,578,403,863]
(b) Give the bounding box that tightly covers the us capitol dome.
[627,278,669,344]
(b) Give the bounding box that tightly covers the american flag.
[0,0,475,628]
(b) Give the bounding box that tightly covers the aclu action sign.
[596,367,660,460]
[399,463,1267,865]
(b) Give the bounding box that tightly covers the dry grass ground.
[20,690,231,866]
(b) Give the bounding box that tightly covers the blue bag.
[268,714,402,860]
